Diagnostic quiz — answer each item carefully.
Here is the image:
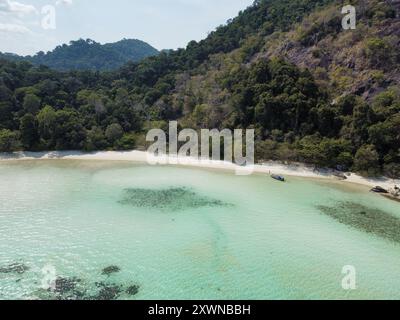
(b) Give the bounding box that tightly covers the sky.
[0,0,255,55]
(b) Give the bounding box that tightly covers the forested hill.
[0,39,159,71]
[0,0,399,178]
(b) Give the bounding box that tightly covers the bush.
[115,133,136,151]
[0,129,21,152]
[383,162,400,179]
[353,144,381,177]
[364,38,395,68]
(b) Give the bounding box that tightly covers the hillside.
[0,0,399,178]
[259,0,400,101]
[0,39,159,71]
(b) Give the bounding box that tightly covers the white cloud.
[0,22,31,33]
[0,0,37,15]
[56,0,73,6]
[0,1,36,37]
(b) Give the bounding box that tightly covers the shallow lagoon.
[1,160,400,300]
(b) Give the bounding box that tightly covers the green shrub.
[0,129,21,152]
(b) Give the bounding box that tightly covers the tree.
[0,101,14,129]
[85,127,107,151]
[336,152,354,169]
[371,88,400,119]
[105,123,124,144]
[350,102,372,148]
[353,145,381,177]
[383,162,400,179]
[296,135,325,165]
[315,105,340,137]
[318,138,352,168]
[23,94,41,114]
[115,133,136,150]
[19,114,38,149]
[336,95,359,116]
[37,105,57,147]
[0,129,21,152]
[53,109,86,150]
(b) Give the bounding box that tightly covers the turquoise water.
[0,160,400,300]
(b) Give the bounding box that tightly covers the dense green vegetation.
[0,39,159,71]
[0,0,399,177]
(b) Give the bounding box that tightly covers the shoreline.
[1,150,399,201]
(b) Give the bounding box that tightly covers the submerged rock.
[0,263,29,275]
[94,282,123,300]
[54,277,81,294]
[34,276,87,300]
[317,202,400,243]
[119,187,230,211]
[126,284,140,296]
[102,266,121,276]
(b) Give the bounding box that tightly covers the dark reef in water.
[53,277,86,300]
[102,265,121,276]
[126,284,140,296]
[94,282,123,300]
[317,202,400,243]
[54,277,82,294]
[0,263,29,274]
[119,187,230,211]
[30,266,140,300]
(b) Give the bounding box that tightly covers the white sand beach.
[1,150,399,200]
